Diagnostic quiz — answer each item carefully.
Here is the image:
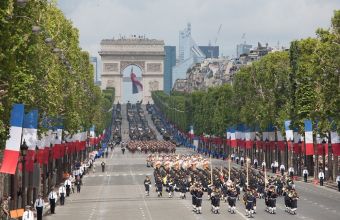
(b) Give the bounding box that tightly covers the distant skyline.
[57,0,340,58]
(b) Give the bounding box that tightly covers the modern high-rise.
[198,46,219,58]
[236,43,252,58]
[164,46,176,94]
[172,23,205,87]
[90,56,100,84]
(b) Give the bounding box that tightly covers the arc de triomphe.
[99,37,164,104]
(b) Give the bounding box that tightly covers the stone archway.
[99,37,165,104]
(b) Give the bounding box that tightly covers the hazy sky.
[57,0,340,58]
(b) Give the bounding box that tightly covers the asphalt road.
[44,105,340,220]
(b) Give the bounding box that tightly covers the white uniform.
[59,186,66,194]
[22,210,34,220]
[318,172,325,179]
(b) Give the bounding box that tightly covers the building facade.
[198,46,219,58]
[90,56,100,84]
[173,23,205,87]
[236,43,252,58]
[164,46,176,94]
[99,36,165,103]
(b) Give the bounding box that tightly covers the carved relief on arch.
[120,61,145,73]
[149,80,159,91]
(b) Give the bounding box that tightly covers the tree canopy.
[0,1,113,147]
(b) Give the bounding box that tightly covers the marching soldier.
[244,190,255,218]
[289,189,299,215]
[156,177,163,197]
[195,185,204,214]
[210,188,221,214]
[190,184,197,212]
[227,187,237,214]
[266,186,278,214]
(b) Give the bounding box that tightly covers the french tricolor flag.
[304,119,314,155]
[277,130,285,151]
[226,128,230,146]
[90,126,95,145]
[22,110,39,172]
[0,104,25,174]
[188,125,194,139]
[293,131,302,153]
[331,131,340,156]
[36,134,45,165]
[262,130,269,143]
[268,124,275,149]
[244,127,253,149]
[284,120,294,142]
[43,130,53,164]
[316,134,328,155]
[230,127,236,147]
[52,128,63,159]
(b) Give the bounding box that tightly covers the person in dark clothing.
[101,161,105,172]
[144,176,151,196]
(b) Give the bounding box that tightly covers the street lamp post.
[322,139,326,177]
[298,139,302,176]
[20,140,28,208]
[265,138,269,169]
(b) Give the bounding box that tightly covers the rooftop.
[101,36,164,45]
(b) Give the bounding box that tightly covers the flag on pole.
[316,134,328,155]
[230,127,236,147]
[284,120,294,142]
[304,119,314,155]
[293,131,302,153]
[236,125,245,148]
[90,126,95,145]
[0,104,25,174]
[130,67,143,94]
[268,124,275,149]
[53,128,63,159]
[277,130,285,151]
[22,110,38,172]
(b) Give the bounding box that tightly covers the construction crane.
[214,24,222,45]
[241,33,246,44]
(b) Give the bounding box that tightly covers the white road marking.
[129,167,153,220]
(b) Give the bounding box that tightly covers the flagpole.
[228,156,231,180]
[264,151,267,188]
[246,157,249,188]
[210,155,213,185]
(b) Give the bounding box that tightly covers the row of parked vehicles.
[127,101,156,141]
[147,104,181,147]
[111,103,122,144]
